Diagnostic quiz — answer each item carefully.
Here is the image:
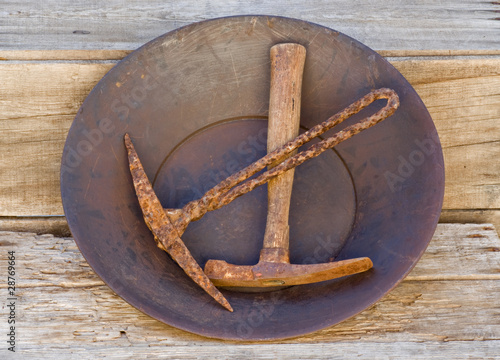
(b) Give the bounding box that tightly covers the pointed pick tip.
[220,298,234,312]
[203,281,234,312]
[195,280,234,312]
[124,133,132,146]
[123,133,133,152]
[169,241,233,312]
[123,132,233,312]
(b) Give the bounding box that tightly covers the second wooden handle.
[261,43,306,259]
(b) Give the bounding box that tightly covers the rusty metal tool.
[124,45,399,309]
[159,86,399,238]
[204,43,373,288]
[124,94,398,306]
[125,133,234,312]
[63,16,444,338]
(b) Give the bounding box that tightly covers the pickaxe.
[124,43,399,311]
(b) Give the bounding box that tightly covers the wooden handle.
[260,43,306,263]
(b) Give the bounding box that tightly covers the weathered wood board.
[1,57,499,222]
[1,1,499,51]
[0,223,498,359]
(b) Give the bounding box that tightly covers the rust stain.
[214,88,399,207]
[467,234,486,238]
[205,257,373,288]
[170,88,399,232]
[157,87,399,234]
[267,17,275,29]
[485,247,500,252]
[124,88,399,310]
[246,17,257,36]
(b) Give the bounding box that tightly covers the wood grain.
[1,57,499,218]
[391,59,500,211]
[0,1,499,51]
[0,63,114,216]
[13,342,500,360]
[0,224,498,358]
[263,44,305,252]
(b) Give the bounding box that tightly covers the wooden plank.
[391,59,500,210]
[1,58,499,216]
[14,342,500,360]
[0,224,498,358]
[406,223,500,280]
[0,1,499,52]
[391,59,500,90]
[0,63,114,216]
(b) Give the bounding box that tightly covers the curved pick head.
[204,257,373,288]
[124,133,233,312]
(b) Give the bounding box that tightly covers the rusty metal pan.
[60,16,444,340]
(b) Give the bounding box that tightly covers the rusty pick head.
[124,133,233,312]
[204,257,373,288]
